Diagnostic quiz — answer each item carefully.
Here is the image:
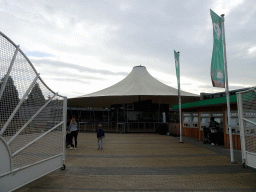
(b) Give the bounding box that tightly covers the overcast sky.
[1,0,255,98]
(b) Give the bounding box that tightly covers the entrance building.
[172,88,255,150]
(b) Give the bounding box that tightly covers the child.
[95,124,105,150]
[66,130,71,147]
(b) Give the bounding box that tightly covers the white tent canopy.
[68,66,199,108]
[83,66,197,97]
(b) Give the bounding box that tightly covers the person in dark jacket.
[209,117,220,145]
[95,124,105,150]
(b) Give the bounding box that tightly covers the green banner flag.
[210,9,225,88]
[174,50,180,96]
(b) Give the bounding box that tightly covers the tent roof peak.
[79,66,198,97]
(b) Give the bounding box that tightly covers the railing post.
[237,92,246,164]
[62,97,67,166]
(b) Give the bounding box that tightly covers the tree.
[27,82,45,103]
[0,75,20,122]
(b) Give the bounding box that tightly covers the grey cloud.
[95,1,255,88]
[2,0,255,96]
[31,58,128,76]
[41,70,105,82]
[48,0,256,90]
[48,77,91,84]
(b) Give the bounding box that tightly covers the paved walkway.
[16,133,256,192]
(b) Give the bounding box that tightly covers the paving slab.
[15,133,256,192]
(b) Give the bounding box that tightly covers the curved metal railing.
[0,31,67,191]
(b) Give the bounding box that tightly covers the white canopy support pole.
[0,74,40,135]
[0,45,20,100]
[89,97,92,125]
[158,96,161,124]
[126,96,129,132]
[127,109,129,131]
[117,108,118,123]
[7,93,57,145]
[221,14,234,163]
[108,109,109,130]
[122,97,126,133]
[90,97,96,130]
[126,98,128,121]
[116,108,118,133]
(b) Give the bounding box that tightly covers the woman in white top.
[68,118,78,150]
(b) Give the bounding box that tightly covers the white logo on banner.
[175,58,179,69]
[213,22,221,40]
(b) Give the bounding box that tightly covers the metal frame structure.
[0,31,67,191]
[78,121,161,133]
[237,87,256,169]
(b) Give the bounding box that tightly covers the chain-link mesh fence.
[241,90,256,152]
[237,87,256,168]
[0,32,66,176]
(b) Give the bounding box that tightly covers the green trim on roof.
[172,95,237,110]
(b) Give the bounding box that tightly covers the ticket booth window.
[227,117,239,135]
[192,117,198,127]
[214,117,223,131]
[200,117,210,130]
[201,117,210,124]
[183,116,191,127]
[215,118,221,123]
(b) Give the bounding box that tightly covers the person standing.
[209,117,220,145]
[95,124,105,150]
[69,118,78,150]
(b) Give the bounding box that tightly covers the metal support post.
[221,14,234,163]
[62,97,67,166]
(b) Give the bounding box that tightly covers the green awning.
[172,95,237,110]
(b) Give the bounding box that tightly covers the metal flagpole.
[221,14,234,163]
[178,51,183,143]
